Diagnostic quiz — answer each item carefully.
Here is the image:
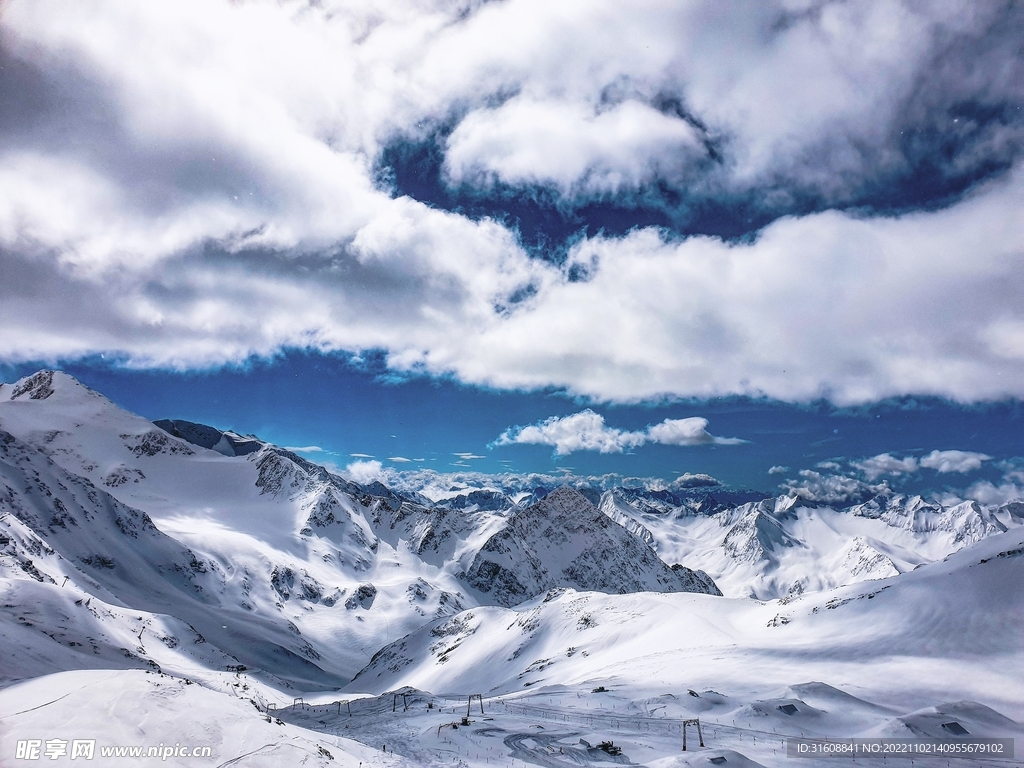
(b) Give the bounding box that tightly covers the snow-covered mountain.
[2,370,1023,767]
[0,372,468,687]
[598,487,1024,599]
[0,371,714,687]
[463,486,721,606]
[349,524,1024,700]
[381,471,1024,601]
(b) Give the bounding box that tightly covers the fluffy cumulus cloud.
[443,98,705,195]
[1,1,1024,404]
[341,459,385,485]
[648,418,727,446]
[854,453,920,482]
[493,410,646,455]
[853,449,990,480]
[493,410,741,455]
[919,449,990,474]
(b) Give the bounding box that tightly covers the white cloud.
[0,0,1022,404]
[453,452,486,460]
[854,453,919,481]
[670,473,720,489]
[340,459,384,484]
[919,449,990,474]
[444,97,704,195]
[284,445,324,453]
[493,410,741,455]
[782,469,886,505]
[851,449,989,480]
[646,417,717,446]
[768,465,789,475]
[387,456,412,463]
[442,173,1024,404]
[349,453,374,458]
[779,447,1002,504]
[494,410,646,456]
[964,465,1024,505]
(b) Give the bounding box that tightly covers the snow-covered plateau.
[1,371,1022,767]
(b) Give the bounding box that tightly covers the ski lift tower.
[682,718,705,751]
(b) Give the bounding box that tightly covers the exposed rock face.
[669,563,724,595]
[345,583,377,610]
[434,489,516,512]
[10,370,57,400]
[464,486,722,606]
[153,419,264,456]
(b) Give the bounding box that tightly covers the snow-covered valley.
[1,371,1022,767]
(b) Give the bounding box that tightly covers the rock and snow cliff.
[464,486,721,606]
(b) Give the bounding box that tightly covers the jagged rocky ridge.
[464,487,721,606]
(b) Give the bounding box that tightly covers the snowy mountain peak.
[8,370,57,400]
[5,370,101,403]
[464,486,721,606]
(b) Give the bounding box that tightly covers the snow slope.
[350,525,1024,720]
[0,371,715,689]
[0,669,412,767]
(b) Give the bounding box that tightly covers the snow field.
[0,669,409,767]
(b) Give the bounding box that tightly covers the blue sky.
[1,1,1023,502]
[2,352,1021,501]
